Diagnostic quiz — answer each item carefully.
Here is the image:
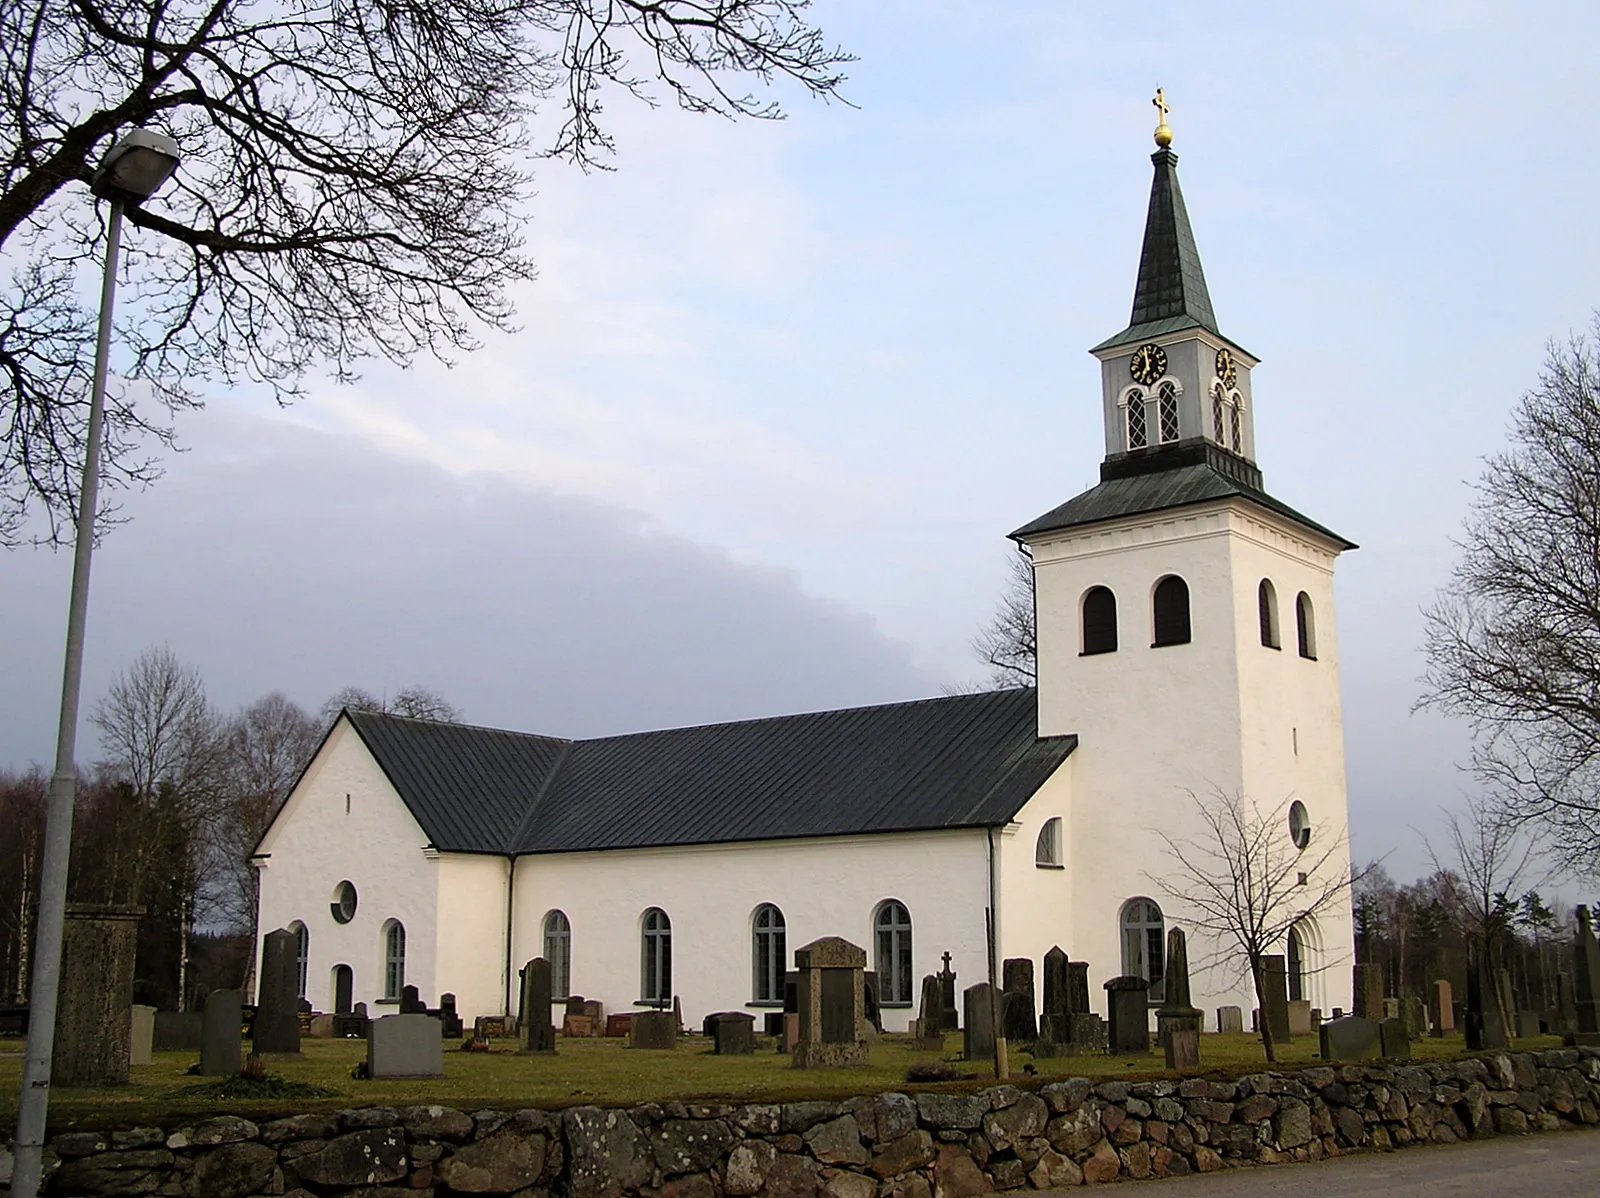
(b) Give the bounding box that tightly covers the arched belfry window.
[1081,586,1118,655]
[1211,384,1227,444]
[1229,390,1245,453]
[543,910,571,1000]
[1296,592,1317,659]
[1258,579,1280,649]
[1035,817,1063,868]
[874,900,913,1006]
[641,908,672,1006]
[382,920,405,1000]
[752,904,786,1004]
[1124,390,1149,450]
[1157,381,1180,443]
[1120,898,1165,1003]
[1152,575,1191,647]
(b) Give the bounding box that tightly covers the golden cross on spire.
[1152,87,1173,148]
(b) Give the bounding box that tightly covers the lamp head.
[91,129,180,204]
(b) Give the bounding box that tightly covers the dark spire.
[1091,147,1220,353]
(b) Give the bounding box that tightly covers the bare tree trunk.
[1251,955,1276,1064]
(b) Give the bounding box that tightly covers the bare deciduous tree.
[1421,322,1600,879]
[972,549,1036,688]
[319,684,461,726]
[1154,791,1355,1063]
[0,0,851,544]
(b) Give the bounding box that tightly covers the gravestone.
[1066,961,1091,1014]
[1405,995,1429,1040]
[1155,928,1202,1069]
[1259,955,1292,1043]
[519,958,556,1053]
[963,982,995,1062]
[1040,946,1069,1043]
[1555,971,1578,1038]
[1352,962,1383,1020]
[129,1005,155,1067]
[1515,1009,1543,1039]
[199,988,243,1077]
[607,1014,634,1037]
[1001,957,1037,1042]
[253,929,302,1054]
[563,1014,593,1037]
[938,951,959,1030]
[1378,1017,1410,1060]
[631,1010,677,1049]
[793,936,868,1067]
[1381,997,1400,1020]
[308,1014,336,1038]
[334,1002,371,1040]
[1430,980,1454,1036]
[1216,1006,1243,1034]
[1573,906,1600,1043]
[53,903,144,1086]
[1287,1000,1313,1037]
[153,1010,203,1052]
[438,993,463,1039]
[368,1013,444,1078]
[710,1011,756,1054]
[914,974,943,1048]
[1465,960,1508,1050]
[1320,1015,1380,1061]
[1105,976,1149,1054]
[400,984,426,1014]
[1311,1008,1323,1026]
[583,998,606,1031]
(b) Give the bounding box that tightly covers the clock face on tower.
[1215,347,1238,387]
[1129,343,1167,386]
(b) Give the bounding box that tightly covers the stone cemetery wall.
[9,1047,1600,1196]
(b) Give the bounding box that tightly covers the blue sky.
[4,1,1597,882]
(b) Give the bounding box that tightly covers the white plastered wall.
[1026,498,1353,1023]
[435,853,512,1020]
[510,829,993,1033]
[993,764,1075,990]
[255,719,440,1013]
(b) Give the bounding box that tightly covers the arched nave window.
[752,904,787,1004]
[1296,591,1317,659]
[875,900,914,1007]
[543,910,571,1000]
[1157,381,1180,443]
[1152,575,1191,647]
[1258,579,1280,649]
[641,907,672,1006]
[1035,817,1063,868]
[1120,898,1165,1003]
[1124,389,1148,450]
[1081,586,1118,655]
[288,920,309,1000]
[382,920,406,1000]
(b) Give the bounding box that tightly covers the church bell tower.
[1011,94,1357,1014]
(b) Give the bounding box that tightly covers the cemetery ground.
[0,1028,1559,1133]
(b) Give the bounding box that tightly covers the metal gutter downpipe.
[987,826,1008,1080]
[504,855,518,1018]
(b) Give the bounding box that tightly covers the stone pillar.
[1156,929,1202,1069]
[519,958,556,1053]
[53,903,144,1086]
[253,928,301,1054]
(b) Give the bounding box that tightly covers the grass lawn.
[0,1029,1563,1133]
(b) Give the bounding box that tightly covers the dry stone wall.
[6,1048,1600,1196]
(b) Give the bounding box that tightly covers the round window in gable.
[331,881,358,924]
[1288,801,1311,852]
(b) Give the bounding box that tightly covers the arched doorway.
[332,963,353,1014]
[1287,926,1305,1003]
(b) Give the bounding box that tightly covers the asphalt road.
[1071,1129,1600,1196]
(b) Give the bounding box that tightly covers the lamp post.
[10,128,180,1198]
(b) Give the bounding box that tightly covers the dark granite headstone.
[53,903,143,1086]
[631,1009,677,1049]
[1040,946,1069,1042]
[1352,962,1383,1021]
[368,1013,444,1077]
[710,1011,756,1054]
[1573,906,1600,1043]
[400,984,425,1014]
[1259,955,1291,1043]
[438,993,463,1039]
[1001,957,1037,1042]
[938,952,959,1030]
[762,1012,783,1037]
[963,982,995,1062]
[253,929,301,1054]
[1156,928,1202,1069]
[1465,959,1508,1050]
[915,974,943,1047]
[520,958,556,1053]
[783,974,799,1014]
[1378,1017,1410,1060]
[1104,976,1149,1054]
[1066,961,1091,1015]
[199,988,242,1076]
[1320,1015,1380,1061]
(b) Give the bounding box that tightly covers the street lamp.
[10,128,181,1198]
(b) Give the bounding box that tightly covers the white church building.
[254,123,1357,1035]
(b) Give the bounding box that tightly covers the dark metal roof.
[1010,456,1356,549]
[342,690,1076,855]
[1091,148,1224,354]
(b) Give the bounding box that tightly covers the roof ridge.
[508,739,574,853]
[344,706,573,745]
